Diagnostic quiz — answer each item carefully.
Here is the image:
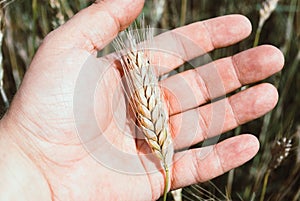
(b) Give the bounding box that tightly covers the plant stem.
[180,0,187,26]
[178,0,187,73]
[0,87,9,108]
[0,8,8,109]
[253,25,262,47]
[226,168,235,199]
[163,165,170,201]
[260,169,271,201]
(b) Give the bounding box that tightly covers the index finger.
[151,14,252,75]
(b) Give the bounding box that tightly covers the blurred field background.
[0,0,299,200]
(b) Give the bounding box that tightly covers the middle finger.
[161,45,284,115]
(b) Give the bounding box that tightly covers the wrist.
[0,119,51,200]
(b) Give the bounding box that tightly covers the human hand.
[0,0,284,200]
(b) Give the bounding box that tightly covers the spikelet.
[269,137,292,169]
[254,0,280,47]
[171,188,182,201]
[49,0,66,28]
[259,0,280,27]
[113,20,174,201]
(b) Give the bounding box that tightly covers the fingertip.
[260,44,285,71]
[94,0,145,30]
[259,83,279,110]
[233,45,284,84]
[229,83,279,125]
[233,14,252,37]
[204,14,253,48]
[44,0,145,53]
[217,134,259,170]
[240,134,260,155]
[237,134,260,161]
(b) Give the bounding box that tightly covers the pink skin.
[0,0,284,200]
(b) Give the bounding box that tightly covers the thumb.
[43,0,145,53]
[1,0,145,145]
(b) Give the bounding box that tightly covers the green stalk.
[163,165,170,201]
[31,0,37,53]
[178,0,187,73]
[226,168,234,199]
[253,25,262,47]
[260,169,271,201]
[180,0,187,26]
[0,8,8,108]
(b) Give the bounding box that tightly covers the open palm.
[0,0,284,200]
